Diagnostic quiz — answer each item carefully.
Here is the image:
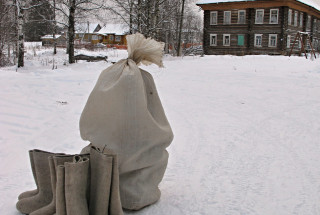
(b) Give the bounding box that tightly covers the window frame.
[238,10,246,24]
[210,11,218,25]
[210,34,217,46]
[109,35,114,41]
[224,11,231,25]
[269,9,279,24]
[115,35,121,42]
[268,34,277,48]
[294,11,298,26]
[223,34,231,46]
[254,34,263,47]
[300,12,303,27]
[288,9,292,25]
[287,35,291,48]
[255,9,264,24]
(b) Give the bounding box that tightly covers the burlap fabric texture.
[79,33,174,210]
[16,147,123,215]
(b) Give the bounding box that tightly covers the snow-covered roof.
[196,0,320,11]
[41,34,62,39]
[76,23,101,34]
[97,24,129,35]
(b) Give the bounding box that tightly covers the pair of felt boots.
[16,146,123,215]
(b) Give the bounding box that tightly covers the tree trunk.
[17,0,24,67]
[53,0,57,55]
[177,0,185,57]
[68,0,76,64]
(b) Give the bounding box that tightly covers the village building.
[40,34,67,46]
[74,23,102,44]
[96,24,129,47]
[197,0,320,55]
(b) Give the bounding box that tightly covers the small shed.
[41,34,66,46]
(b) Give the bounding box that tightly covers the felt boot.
[102,147,123,215]
[30,155,73,215]
[16,150,54,214]
[89,146,113,215]
[18,150,38,200]
[56,165,67,215]
[64,155,90,215]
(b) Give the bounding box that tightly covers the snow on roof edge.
[196,0,320,11]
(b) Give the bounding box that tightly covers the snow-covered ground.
[1,45,320,215]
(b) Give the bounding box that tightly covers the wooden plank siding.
[199,0,320,56]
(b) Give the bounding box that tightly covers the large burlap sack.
[79,33,174,210]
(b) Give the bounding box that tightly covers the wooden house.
[96,24,129,46]
[74,23,102,44]
[196,0,320,55]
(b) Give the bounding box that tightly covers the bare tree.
[53,0,106,64]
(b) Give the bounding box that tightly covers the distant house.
[96,24,129,46]
[197,0,320,55]
[41,34,67,46]
[75,23,102,44]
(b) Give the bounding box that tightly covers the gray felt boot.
[16,150,54,214]
[30,155,73,215]
[65,155,90,215]
[89,146,113,215]
[102,147,123,215]
[18,150,38,200]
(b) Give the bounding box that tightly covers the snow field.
[0,46,320,214]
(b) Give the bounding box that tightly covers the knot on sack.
[127,33,164,68]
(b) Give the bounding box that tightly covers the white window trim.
[254,34,263,47]
[288,9,292,25]
[300,12,303,27]
[269,9,279,24]
[115,36,121,42]
[268,34,277,47]
[287,35,291,48]
[255,9,264,24]
[210,34,217,46]
[224,11,231,25]
[294,11,298,26]
[238,10,246,24]
[223,34,231,46]
[210,11,218,25]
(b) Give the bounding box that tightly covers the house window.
[210,11,218,25]
[255,9,264,24]
[223,34,230,46]
[115,36,121,42]
[224,11,231,24]
[314,19,317,32]
[254,34,262,47]
[210,34,217,46]
[109,35,114,41]
[238,10,246,24]
[298,39,301,48]
[287,35,291,48]
[294,11,298,26]
[92,35,98,40]
[300,13,303,27]
[307,15,311,29]
[270,9,279,24]
[288,9,292,25]
[269,34,277,47]
[238,35,244,46]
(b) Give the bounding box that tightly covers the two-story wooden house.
[197,0,320,55]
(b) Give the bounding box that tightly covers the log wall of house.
[201,0,320,56]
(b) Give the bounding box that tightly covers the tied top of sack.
[127,33,164,67]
